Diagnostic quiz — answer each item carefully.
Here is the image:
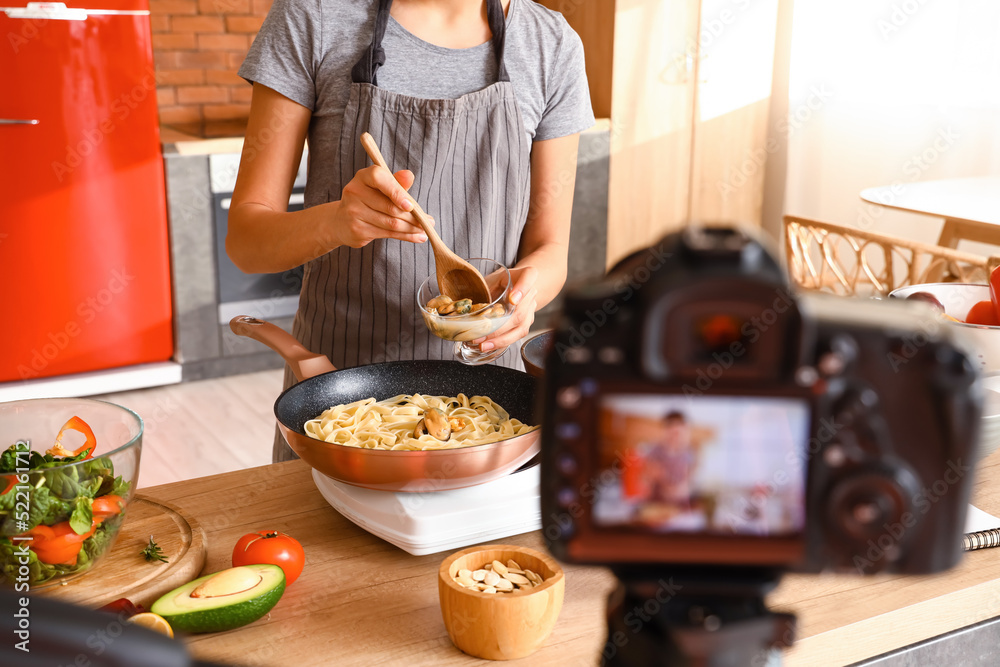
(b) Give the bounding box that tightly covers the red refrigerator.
[0,1,173,383]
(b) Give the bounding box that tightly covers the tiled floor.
[94,369,284,488]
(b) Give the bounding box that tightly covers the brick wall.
[151,0,272,137]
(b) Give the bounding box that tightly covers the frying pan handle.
[229,316,336,382]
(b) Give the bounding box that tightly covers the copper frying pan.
[230,316,541,492]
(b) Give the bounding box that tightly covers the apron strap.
[351,0,393,86]
[485,0,510,83]
[351,0,510,85]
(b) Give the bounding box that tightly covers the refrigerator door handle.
[2,3,85,20]
[0,119,40,125]
[1,4,149,19]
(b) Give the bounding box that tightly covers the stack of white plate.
[979,375,1000,461]
[311,465,542,555]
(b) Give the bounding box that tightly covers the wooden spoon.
[360,132,492,304]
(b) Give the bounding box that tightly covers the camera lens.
[826,467,919,550]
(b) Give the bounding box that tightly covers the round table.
[860,176,1000,248]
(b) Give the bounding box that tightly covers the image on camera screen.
[591,395,809,536]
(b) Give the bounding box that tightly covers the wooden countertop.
[141,450,1000,666]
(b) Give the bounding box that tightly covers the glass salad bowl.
[417,258,514,365]
[0,398,142,588]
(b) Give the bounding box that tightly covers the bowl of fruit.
[889,283,1000,372]
[0,398,141,588]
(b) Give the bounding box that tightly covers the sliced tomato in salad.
[91,495,125,520]
[23,519,98,566]
[24,519,103,565]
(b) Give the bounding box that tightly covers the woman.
[645,411,697,509]
[227,0,594,461]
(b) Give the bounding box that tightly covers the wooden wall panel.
[545,0,783,267]
[605,0,700,266]
[760,0,797,241]
[688,0,781,227]
[536,0,616,119]
[689,97,773,224]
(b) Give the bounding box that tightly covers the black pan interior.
[275,360,539,435]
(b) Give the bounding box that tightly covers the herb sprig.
[140,535,169,563]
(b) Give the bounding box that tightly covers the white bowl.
[889,284,1000,373]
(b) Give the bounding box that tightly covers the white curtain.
[782,0,1000,252]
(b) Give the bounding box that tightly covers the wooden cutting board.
[36,496,207,609]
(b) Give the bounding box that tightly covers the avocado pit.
[191,567,264,598]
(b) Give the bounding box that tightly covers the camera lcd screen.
[592,395,809,537]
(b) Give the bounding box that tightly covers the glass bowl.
[417,258,513,365]
[0,398,142,588]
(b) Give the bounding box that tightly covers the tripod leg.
[601,583,795,667]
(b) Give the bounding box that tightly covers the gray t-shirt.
[239,0,595,207]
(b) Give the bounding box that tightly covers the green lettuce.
[0,441,132,585]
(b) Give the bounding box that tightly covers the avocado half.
[151,564,286,633]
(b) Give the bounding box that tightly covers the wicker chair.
[783,215,999,298]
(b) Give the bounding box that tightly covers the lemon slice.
[128,612,174,638]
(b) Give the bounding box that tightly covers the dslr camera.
[541,226,981,576]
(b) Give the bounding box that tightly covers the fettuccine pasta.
[303,393,537,451]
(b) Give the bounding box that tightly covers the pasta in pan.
[303,393,538,451]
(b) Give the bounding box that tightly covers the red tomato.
[966,300,999,326]
[91,495,125,520]
[990,266,1000,322]
[24,521,95,565]
[25,525,55,542]
[232,530,304,585]
[99,598,142,618]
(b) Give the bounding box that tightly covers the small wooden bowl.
[438,544,565,660]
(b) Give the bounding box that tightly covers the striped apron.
[275,0,531,461]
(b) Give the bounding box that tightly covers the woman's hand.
[228,84,443,273]
[333,166,430,248]
[474,266,539,353]
[463,134,582,354]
